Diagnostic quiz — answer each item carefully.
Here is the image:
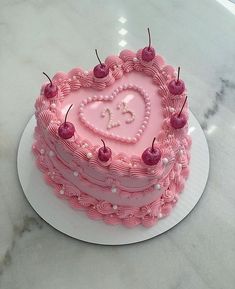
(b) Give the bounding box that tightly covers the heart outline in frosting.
[78,84,151,144]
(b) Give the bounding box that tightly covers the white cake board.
[17,111,209,245]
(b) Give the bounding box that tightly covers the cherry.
[58,104,75,139]
[168,67,185,95]
[142,137,161,166]
[170,96,188,129]
[98,139,112,162]
[142,28,156,62]
[43,72,58,99]
[93,49,109,78]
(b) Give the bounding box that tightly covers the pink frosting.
[33,48,191,228]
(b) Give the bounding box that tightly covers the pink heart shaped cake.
[33,46,191,228]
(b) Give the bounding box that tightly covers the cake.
[32,36,191,228]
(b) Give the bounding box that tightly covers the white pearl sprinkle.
[155,184,161,190]
[73,171,79,177]
[169,107,175,113]
[147,209,151,214]
[50,103,56,109]
[133,57,138,62]
[111,187,117,193]
[179,150,184,155]
[86,152,93,159]
[49,150,55,157]
[59,189,64,195]
[40,149,45,155]
[112,205,118,210]
[158,213,163,218]
[162,158,169,165]
[84,71,89,75]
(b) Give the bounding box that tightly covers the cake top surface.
[36,49,188,167]
[61,69,163,155]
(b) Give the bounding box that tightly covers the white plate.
[17,112,209,245]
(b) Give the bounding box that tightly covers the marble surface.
[0,0,235,288]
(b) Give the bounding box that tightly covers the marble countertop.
[0,0,235,288]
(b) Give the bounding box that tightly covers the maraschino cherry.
[93,49,109,78]
[43,72,58,99]
[142,28,156,62]
[142,137,161,166]
[170,96,188,129]
[168,67,185,95]
[58,104,75,139]
[98,139,112,162]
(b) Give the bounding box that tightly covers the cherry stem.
[177,67,180,84]
[101,139,107,152]
[147,28,151,50]
[43,72,52,86]
[178,96,188,117]
[151,137,156,152]
[95,49,103,66]
[65,104,73,124]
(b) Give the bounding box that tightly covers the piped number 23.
[101,101,135,130]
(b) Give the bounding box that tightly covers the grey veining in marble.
[0,0,235,288]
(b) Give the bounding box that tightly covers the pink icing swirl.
[103,214,122,225]
[86,207,103,220]
[105,55,123,68]
[37,110,54,127]
[142,215,157,228]
[162,188,175,203]
[78,193,98,207]
[119,49,135,61]
[96,201,114,215]
[69,197,84,210]
[122,216,141,228]
[52,72,68,84]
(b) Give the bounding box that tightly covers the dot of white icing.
[169,107,175,113]
[84,71,89,75]
[111,187,117,193]
[73,171,79,177]
[40,149,45,155]
[158,213,163,218]
[59,189,64,195]
[49,150,55,157]
[86,152,93,159]
[147,209,151,214]
[50,103,56,109]
[155,184,161,190]
[133,57,138,62]
[162,158,169,165]
[113,205,118,210]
